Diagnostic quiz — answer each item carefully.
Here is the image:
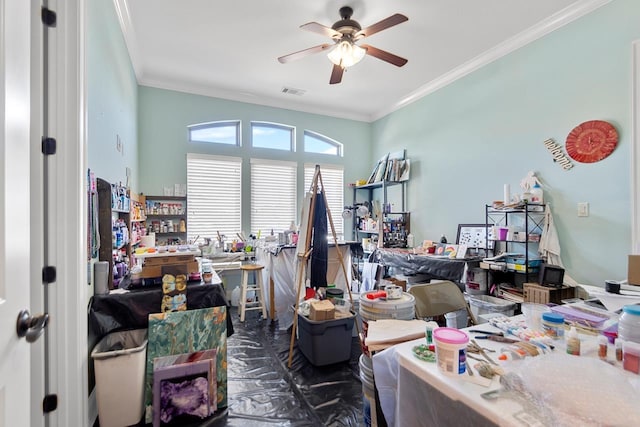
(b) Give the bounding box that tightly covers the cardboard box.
[388,277,407,292]
[310,300,335,321]
[629,255,640,286]
[523,282,575,304]
[139,260,198,279]
[144,254,195,266]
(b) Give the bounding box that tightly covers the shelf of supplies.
[357,230,380,234]
[154,231,187,235]
[354,180,405,190]
[146,214,185,218]
[130,217,147,222]
[113,241,128,250]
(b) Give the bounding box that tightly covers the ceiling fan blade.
[300,22,342,39]
[360,44,407,67]
[354,14,408,40]
[329,64,344,85]
[278,44,332,64]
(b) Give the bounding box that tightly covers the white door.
[0,0,36,425]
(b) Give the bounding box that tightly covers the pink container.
[497,227,509,240]
[433,327,469,375]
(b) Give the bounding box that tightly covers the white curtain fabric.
[539,204,563,267]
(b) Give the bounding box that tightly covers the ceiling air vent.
[281,87,306,96]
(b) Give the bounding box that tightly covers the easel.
[287,165,362,368]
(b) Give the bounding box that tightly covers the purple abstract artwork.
[160,376,209,424]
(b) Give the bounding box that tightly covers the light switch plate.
[578,202,589,217]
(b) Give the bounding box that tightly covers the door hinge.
[41,7,57,27]
[42,394,58,413]
[42,266,56,284]
[42,137,56,155]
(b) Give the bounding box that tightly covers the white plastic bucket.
[465,267,487,295]
[359,291,415,321]
[359,354,379,427]
[444,309,468,329]
[433,327,469,376]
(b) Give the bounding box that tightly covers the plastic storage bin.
[469,295,516,323]
[297,312,356,366]
[91,329,148,427]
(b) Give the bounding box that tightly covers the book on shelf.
[366,153,411,183]
[497,284,524,303]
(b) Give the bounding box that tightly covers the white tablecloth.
[372,317,640,427]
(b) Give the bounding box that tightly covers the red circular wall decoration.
[565,120,618,163]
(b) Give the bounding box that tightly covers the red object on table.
[366,291,387,300]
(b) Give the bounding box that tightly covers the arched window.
[304,130,343,156]
[251,121,295,151]
[188,120,240,146]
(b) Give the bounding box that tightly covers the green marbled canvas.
[144,306,227,423]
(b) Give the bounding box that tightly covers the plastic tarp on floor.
[223,307,364,426]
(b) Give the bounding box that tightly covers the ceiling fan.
[277,6,408,85]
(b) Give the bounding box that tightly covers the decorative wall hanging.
[565,120,618,163]
[543,138,574,170]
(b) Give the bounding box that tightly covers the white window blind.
[304,164,344,239]
[187,153,241,241]
[251,159,297,234]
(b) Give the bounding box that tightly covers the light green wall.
[372,0,639,286]
[89,0,638,286]
[137,86,372,236]
[87,0,138,190]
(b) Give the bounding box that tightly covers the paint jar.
[542,312,565,339]
[433,327,469,375]
[615,338,624,362]
[622,340,640,374]
[566,326,581,356]
[618,305,640,345]
[598,335,608,360]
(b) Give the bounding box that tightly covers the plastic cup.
[521,303,550,331]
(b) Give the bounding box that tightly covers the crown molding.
[371,0,613,121]
[113,0,142,80]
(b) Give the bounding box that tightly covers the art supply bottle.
[497,347,526,361]
[407,233,415,248]
[622,340,640,374]
[440,234,447,244]
[566,326,581,356]
[530,183,543,204]
[597,335,608,360]
[615,338,624,362]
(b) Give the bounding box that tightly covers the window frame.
[188,120,241,146]
[304,130,343,156]
[251,121,296,152]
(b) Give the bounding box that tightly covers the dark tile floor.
[129,306,365,427]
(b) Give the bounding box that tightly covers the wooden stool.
[239,264,267,322]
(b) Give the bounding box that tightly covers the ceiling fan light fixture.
[327,40,366,68]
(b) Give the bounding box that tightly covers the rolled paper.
[503,184,510,204]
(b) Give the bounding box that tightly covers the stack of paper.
[365,319,428,351]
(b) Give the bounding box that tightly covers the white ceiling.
[115,0,607,122]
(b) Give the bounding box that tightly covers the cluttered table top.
[370,305,640,427]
